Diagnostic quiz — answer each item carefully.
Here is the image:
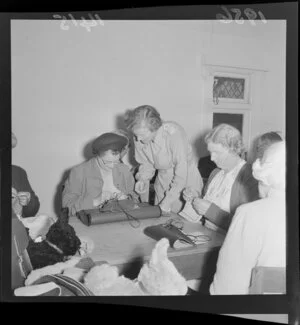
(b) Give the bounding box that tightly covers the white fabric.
[14,282,61,296]
[96,158,125,200]
[100,168,122,196]
[204,159,245,213]
[210,191,286,295]
[179,202,202,223]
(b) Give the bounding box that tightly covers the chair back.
[249,266,286,294]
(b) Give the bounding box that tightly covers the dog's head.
[46,217,81,256]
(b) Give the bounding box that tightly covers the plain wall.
[11,20,286,216]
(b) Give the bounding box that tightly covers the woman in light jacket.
[62,132,137,217]
[124,105,203,214]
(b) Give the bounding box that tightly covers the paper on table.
[179,202,201,223]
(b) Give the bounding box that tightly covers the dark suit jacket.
[12,165,40,218]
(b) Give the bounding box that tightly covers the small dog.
[27,209,81,270]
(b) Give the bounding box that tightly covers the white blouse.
[204,159,246,213]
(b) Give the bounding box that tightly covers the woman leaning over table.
[124,105,203,214]
[184,124,260,232]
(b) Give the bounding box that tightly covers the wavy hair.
[205,123,244,156]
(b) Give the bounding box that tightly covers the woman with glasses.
[62,132,137,217]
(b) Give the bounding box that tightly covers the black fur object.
[27,209,81,270]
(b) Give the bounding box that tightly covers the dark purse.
[76,199,162,227]
[143,221,196,248]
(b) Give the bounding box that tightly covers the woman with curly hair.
[184,124,259,232]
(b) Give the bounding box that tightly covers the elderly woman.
[62,132,137,217]
[184,124,259,232]
[124,105,203,214]
[210,141,286,294]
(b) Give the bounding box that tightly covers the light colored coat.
[210,190,286,295]
[62,158,136,216]
[134,121,203,213]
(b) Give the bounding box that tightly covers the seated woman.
[183,124,259,232]
[12,132,40,218]
[62,132,138,217]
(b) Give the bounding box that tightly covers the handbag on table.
[143,219,211,249]
[76,199,162,227]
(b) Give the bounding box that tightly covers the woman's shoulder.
[238,162,255,177]
[115,162,131,173]
[12,164,27,174]
[162,121,186,137]
[69,158,97,174]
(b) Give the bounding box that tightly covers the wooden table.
[69,213,225,283]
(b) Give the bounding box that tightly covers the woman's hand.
[135,180,148,194]
[17,191,31,206]
[159,197,172,215]
[183,187,199,202]
[93,191,113,207]
[12,188,23,216]
[192,198,211,216]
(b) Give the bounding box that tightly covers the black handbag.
[143,221,196,248]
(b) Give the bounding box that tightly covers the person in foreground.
[124,105,203,214]
[183,124,259,232]
[12,132,40,218]
[253,131,283,161]
[210,141,286,295]
[62,132,137,217]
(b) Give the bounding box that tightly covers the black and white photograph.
[0,3,298,324]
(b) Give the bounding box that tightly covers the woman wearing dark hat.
[62,132,137,217]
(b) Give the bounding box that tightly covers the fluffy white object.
[21,214,57,241]
[138,238,188,295]
[84,239,188,296]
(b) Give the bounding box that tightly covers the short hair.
[124,105,162,132]
[205,124,244,155]
[92,132,128,156]
[253,141,286,191]
[255,131,283,160]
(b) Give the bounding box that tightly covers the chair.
[249,266,286,294]
[11,213,33,290]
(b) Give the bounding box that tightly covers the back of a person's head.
[255,131,283,160]
[253,141,286,192]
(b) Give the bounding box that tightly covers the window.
[212,112,244,135]
[213,76,246,104]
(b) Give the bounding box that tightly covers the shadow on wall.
[115,113,138,168]
[82,137,98,161]
[53,136,98,215]
[193,129,210,159]
[52,167,72,216]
